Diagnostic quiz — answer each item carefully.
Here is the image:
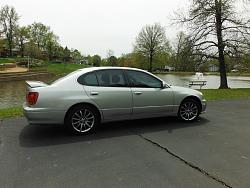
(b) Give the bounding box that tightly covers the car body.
[23,67,207,134]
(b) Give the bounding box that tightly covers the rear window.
[78,72,98,86]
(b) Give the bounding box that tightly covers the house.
[208,64,219,72]
[164,65,175,72]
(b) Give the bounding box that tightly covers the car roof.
[78,66,147,73]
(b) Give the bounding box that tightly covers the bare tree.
[135,23,167,72]
[0,5,19,56]
[175,0,250,89]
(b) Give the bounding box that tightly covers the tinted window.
[126,70,162,88]
[78,72,98,86]
[96,70,126,87]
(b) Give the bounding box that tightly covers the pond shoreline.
[0,71,54,82]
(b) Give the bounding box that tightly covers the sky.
[1,0,190,57]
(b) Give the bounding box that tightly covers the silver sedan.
[23,67,207,134]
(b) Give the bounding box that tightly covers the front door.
[125,70,174,119]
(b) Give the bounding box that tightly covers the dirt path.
[0,66,28,73]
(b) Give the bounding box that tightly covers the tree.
[44,32,59,60]
[28,22,50,49]
[107,55,118,66]
[16,26,29,57]
[63,46,71,62]
[71,49,82,63]
[135,23,167,72]
[173,32,197,71]
[92,55,101,66]
[175,0,250,88]
[0,5,19,56]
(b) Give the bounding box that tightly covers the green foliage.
[107,56,118,66]
[0,5,19,56]
[91,55,102,66]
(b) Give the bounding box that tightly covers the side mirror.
[161,82,169,89]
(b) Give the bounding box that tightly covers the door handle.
[90,92,99,96]
[134,91,142,95]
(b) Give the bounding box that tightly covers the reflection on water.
[0,76,58,109]
[0,74,250,108]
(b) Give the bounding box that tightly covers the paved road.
[0,100,250,188]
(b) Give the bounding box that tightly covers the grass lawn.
[201,88,250,101]
[31,63,90,75]
[1,89,249,119]
[0,106,23,119]
[0,58,16,64]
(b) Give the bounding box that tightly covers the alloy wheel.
[71,109,95,133]
[179,101,199,121]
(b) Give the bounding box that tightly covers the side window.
[77,72,98,86]
[126,70,162,88]
[96,70,126,87]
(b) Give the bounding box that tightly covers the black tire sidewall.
[66,105,99,135]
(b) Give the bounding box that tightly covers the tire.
[178,99,200,122]
[65,105,99,135]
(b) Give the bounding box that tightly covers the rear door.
[82,69,133,121]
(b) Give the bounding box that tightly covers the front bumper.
[201,99,207,113]
[23,103,66,125]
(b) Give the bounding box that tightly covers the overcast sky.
[2,0,190,57]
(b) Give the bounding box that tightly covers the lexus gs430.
[23,67,207,134]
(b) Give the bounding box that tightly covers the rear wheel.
[178,99,200,121]
[65,105,99,134]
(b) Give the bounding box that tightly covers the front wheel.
[178,99,200,121]
[65,105,99,134]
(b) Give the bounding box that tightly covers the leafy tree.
[16,26,29,57]
[24,41,42,60]
[92,55,101,66]
[44,32,59,60]
[28,22,50,49]
[175,0,250,88]
[135,23,167,72]
[71,49,82,63]
[63,46,71,62]
[107,55,118,66]
[0,5,19,56]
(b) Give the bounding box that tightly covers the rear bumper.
[23,103,66,125]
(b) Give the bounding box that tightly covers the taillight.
[26,92,39,105]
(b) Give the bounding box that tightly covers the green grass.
[0,58,16,64]
[31,63,90,75]
[0,106,23,119]
[201,88,250,101]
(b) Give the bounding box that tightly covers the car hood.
[170,86,203,97]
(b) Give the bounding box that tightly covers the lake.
[0,74,250,108]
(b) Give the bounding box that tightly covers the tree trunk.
[215,0,229,89]
[8,40,12,57]
[149,53,153,72]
